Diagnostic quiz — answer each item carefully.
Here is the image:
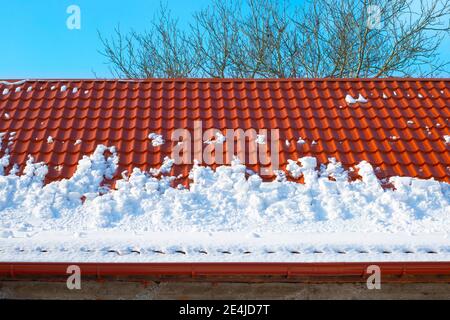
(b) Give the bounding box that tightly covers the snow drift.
[0,145,448,237]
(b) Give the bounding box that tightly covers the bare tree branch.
[99,0,450,78]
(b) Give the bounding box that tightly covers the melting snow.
[148,133,165,146]
[286,159,303,178]
[255,134,266,144]
[205,132,226,145]
[149,156,174,176]
[345,94,368,105]
[215,132,226,144]
[0,80,27,85]
[47,136,54,144]
[444,135,450,144]
[2,88,9,95]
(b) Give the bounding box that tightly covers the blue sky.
[0,0,210,78]
[0,0,448,78]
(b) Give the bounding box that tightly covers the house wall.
[1,279,449,300]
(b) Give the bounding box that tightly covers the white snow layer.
[0,145,449,262]
[345,93,368,104]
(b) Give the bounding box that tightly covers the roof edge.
[1,77,449,83]
[1,262,450,281]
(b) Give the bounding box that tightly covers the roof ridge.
[0,78,449,83]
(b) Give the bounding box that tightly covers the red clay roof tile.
[0,78,448,185]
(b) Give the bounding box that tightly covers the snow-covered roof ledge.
[0,145,448,263]
[0,79,448,265]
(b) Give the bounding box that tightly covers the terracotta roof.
[0,78,449,185]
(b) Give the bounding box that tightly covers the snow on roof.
[0,145,448,262]
[148,132,165,147]
[345,93,368,104]
[2,231,450,263]
[0,78,448,262]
